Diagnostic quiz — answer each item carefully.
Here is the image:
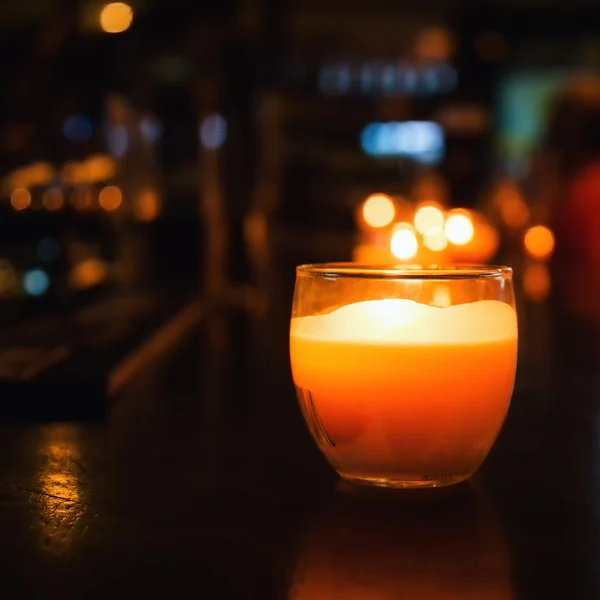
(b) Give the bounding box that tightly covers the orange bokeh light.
[524,225,554,260]
[423,230,448,252]
[523,264,551,302]
[98,185,122,211]
[100,2,133,34]
[10,188,31,211]
[445,211,474,246]
[414,204,444,236]
[494,184,530,229]
[71,187,94,210]
[361,194,395,228]
[390,223,418,260]
[135,188,161,221]
[42,188,64,211]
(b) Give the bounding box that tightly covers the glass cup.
[289,264,518,489]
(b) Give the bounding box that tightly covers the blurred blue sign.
[361,121,445,163]
[319,63,457,96]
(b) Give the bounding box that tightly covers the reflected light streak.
[35,426,84,549]
[291,486,512,600]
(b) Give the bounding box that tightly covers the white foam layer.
[291,299,517,345]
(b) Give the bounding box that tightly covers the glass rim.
[296,263,513,280]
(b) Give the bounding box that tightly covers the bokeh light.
[10,188,31,211]
[23,269,50,296]
[414,204,444,236]
[200,113,227,149]
[6,162,55,189]
[414,27,455,61]
[63,115,93,143]
[71,187,94,210]
[134,187,161,221]
[98,185,122,211]
[85,154,117,182]
[445,211,474,246]
[100,2,133,34]
[423,230,448,251]
[494,183,530,229]
[524,225,555,260]
[0,260,17,295]
[70,258,109,290]
[391,223,418,260]
[107,125,129,157]
[362,194,396,228]
[42,188,64,211]
[523,263,551,302]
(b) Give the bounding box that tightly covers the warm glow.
[85,154,117,182]
[6,162,54,189]
[42,188,64,211]
[290,299,518,483]
[0,260,17,295]
[495,184,530,229]
[524,225,554,260]
[432,285,451,307]
[100,2,133,33]
[523,264,551,302]
[361,194,395,228]
[423,230,448,251]
[70,258,109,290]
[414,27,455,61]
[71,187,94,210]
[36,426,83,548]
[445,212,474,246]
[62,161,91,185]
[134,187,161,221]
[352,244,393,264]
[414,204,444,236]
[391,224,418,260]
[10,187,31,211]
[98,185,122,211]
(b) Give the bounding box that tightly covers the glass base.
[340,472,472,489]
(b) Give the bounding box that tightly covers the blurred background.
[3,0,600,416]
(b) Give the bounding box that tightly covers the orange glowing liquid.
[290,300,517,487]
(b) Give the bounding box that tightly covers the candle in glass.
[290,264,517,489]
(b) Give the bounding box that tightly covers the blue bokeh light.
[23,269,50,296]
[361,121,445,164]
[63,115,93,142]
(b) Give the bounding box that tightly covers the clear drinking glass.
[289,264,518,489]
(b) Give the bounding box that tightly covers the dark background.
[0,1,599,598]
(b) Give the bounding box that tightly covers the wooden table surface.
[0,261,598,599]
